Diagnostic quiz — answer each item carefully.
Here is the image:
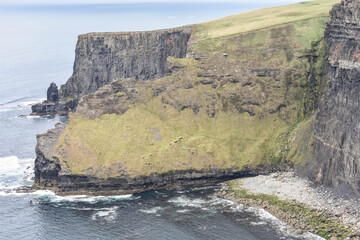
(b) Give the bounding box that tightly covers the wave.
[0,97,30,106]
[168,196,207,208]
[170,192,325,240]
[36,190,136,204]
[139,206,163,214]
[245,205,324,240]
[176,209,189,213]
[91,206,119,221]
[0,97,45,113]
[0,156,22,174]
[0,156,137,204]
[15,115,41,119]
[0,156,34,190]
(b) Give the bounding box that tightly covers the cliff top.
[195,0,339,40]
[76,0,339,41]
[78,26,192,39]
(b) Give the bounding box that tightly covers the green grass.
[52,0,339,178]
[227,181,353,239]
[55,100,287,177]
[193,0,339,39]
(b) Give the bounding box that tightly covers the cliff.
[31,27,192,115]
[61,27,191,99]
[35,124,272,194]
[311,0,360,194]
[33,0,340,194]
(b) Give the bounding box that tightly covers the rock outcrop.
[47,82,59,102]
[30,94,77,116]
[312,0,360,194]
[61,27,191,99]
[34,123,66,186]
[31,82,74,116]
[31,27,192,116]
[75,78,142,119]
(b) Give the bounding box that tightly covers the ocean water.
[0,2,318,239]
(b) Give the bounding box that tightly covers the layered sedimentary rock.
[34,124,272,194]
[31,27,192,115]
[47,82,59,102]
[313,0,360,194]
[31,83,76,116]
[61,27,191,99]
[33,0,338,194]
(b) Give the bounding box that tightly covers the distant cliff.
[312,0,360,194]
[61,27,191,99]
[31,27,192,115]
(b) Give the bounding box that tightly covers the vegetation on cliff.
[48,0,339,179]
[226,180,353,240]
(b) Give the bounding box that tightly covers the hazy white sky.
[0,0,306,5]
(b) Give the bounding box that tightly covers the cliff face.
[34,124,273,194]
[33,0,339,194]
[313,0,360,193]
[31,27,191,115]
[34,121,274,194]
[34,123,66,186]
[60,27,191,99]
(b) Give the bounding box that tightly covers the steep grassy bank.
[40,0,339,184]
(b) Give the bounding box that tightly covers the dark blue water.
[0,2,316,240]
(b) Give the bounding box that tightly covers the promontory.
[32,0,360,197]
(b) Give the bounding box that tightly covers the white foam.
[208,196,236,208]
[250,221,267,226]
[64,206,93,211]
[168,196,207,208]
[91,206,118,221]
[245,205,325,239]
[16,115,41,119]
[139,207,162,214]
[0,98,45,112]
[247,207,279,222]
[176,209,189,213]
[18,99,46,107]
[0,156,34,190]
[0,189,52,197]
[0,108,13,112]
[36,190,135,204]
[0,156,21,174]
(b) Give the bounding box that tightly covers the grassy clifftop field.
[52,0,339,178]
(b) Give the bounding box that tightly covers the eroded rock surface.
[32,1,338,194]
[33,122,274,194]
[61,27,192,99]
[31,27,192,116]
[47,82,59,102]
[313,0,360,194]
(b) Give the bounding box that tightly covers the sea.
[0,2,321,239]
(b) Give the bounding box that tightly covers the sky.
[0,0,307,5]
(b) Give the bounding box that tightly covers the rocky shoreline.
[218,172,360,240]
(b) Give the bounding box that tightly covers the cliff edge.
[33,0,342,194]
[312,0,360,194]
[31,27,192,115]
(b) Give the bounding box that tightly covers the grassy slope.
[53,0,339,178]
[194,0,338,40]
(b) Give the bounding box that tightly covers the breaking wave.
[36,191,136,204]
[0,156,34,190]
[0,98,45,113]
